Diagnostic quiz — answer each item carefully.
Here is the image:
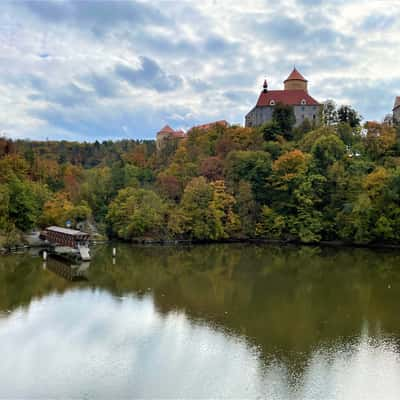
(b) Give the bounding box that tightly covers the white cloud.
[0,0,399,140]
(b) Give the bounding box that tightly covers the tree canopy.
[2,103,400,247]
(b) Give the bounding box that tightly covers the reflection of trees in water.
[88,245,400,352]
[1,243,400,373]
[0,254,72,312]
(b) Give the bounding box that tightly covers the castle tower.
[245,67,321,128]
[284,67,308,92]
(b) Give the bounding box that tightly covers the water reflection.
[0,290,266,398]
[46,259,90,281]
[1,244,400,398]
[1,289,400,399]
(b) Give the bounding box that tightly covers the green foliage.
[0,184,10,231]
[175,177,240,240]
[225,150,272,203]
[363,122,396,160]
[293,118,313,140]
[236,181,257,237]
[40,193,91,227]
[272,102,296,140]
[106,188,165,240]
[178,177,215,240]
[259,120,281,141]
[256,206,285,239]
[299,126,337,152]
[337,105,362,128]
[80,167,113,221]
[8,177,40,231]
[311,134,346,171]
[323,100,338,126]
[2,112,400,245]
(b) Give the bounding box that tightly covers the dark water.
[1,244,400,399]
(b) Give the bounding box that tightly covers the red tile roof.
[190,120,229,131]
[171,130,186,138]
[284,68,307,82]
[158,124,175,134]
[256,89,320,107]
[157,125,186,139]
[394,96,400,110]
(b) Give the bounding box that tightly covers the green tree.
[80,167,113,221]
[106,188,166,240]
[337,105,362,128]
[8,177,40,230]
[311,134,346,172]
[177,177,240,240]
[323,100,338,126]
[272,102,296,140]
[0,184,10,230]
[225,150,272,203]
[209,180,240,239]
[259,120,281,141]
[179,177,214,240]
[256,206,285,239]
[235,180,257,237]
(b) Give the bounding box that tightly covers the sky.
[0,0,399,142]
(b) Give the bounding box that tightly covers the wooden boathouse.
[40,226,90,248]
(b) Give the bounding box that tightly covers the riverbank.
[3,234,400,256]
[122,236,400,250]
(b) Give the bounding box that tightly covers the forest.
[1,101,400,247]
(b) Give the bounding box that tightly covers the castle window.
[269,100,275,106]
[313,114,316,120]
[302,106,305,111]
[301,99,307,105]
[302,115,305,119]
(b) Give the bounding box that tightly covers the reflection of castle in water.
[46,259,90,282]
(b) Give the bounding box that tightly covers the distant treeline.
[1,101,400,247]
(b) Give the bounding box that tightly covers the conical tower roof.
[284,67,307,83]
[158,124,175,133]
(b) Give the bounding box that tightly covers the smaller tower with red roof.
[156,124,187,151]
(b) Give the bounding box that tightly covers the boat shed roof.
[45,226,89,236]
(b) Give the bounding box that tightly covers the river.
[1,243,400,399]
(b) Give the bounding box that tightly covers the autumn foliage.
[1,114,400,246]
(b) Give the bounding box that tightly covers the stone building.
[393,97,400,124]
[245,68,322,128]
[188,120,229,133]
[156,125,186,151]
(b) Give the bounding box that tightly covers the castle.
[245,68,322,128]
[393,97,400,124]
[156,125,186,151]
[156,68,397,144]
[156,120,229,151]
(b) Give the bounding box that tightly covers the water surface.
[1,244,400,399]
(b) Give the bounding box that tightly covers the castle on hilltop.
[245,68,322,128]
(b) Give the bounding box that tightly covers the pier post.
[43,250,47,261]
[112,247,116,257]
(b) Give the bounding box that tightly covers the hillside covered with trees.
[1,101,400,247]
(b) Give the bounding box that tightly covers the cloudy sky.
[0,0,399,141]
